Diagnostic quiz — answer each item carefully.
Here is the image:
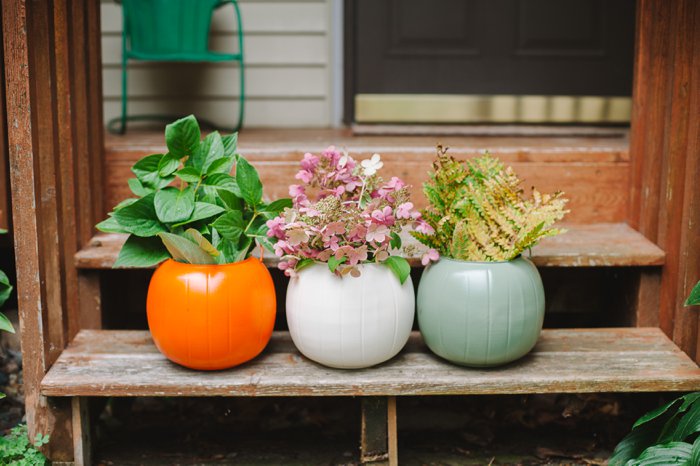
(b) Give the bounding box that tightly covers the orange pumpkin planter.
[146,257,276,370]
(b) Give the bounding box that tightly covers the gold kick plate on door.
[355,94,631,124]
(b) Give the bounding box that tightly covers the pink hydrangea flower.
[295,169,313,183]
[371,206,395,226]
[300,152,319,171]
[415,220,435,235]
[421,248,439,266]
[346,245,368,265]
[366,224,390,243]
[266,216,286,239]
[273,148,436,278]
[396,202,414,219]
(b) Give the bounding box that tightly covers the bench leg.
[361,396,398,466]
[72,397,92,466]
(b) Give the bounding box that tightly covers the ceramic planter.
[417,256,544,367]
[146,258,276,370]
[286,263,415,369]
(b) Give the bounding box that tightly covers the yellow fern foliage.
[412,148,569,261]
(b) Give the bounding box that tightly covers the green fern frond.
[414,148,569,261]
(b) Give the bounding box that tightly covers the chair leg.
[120,56,127,135]
[361,396,398,466]
[236,59,245,132]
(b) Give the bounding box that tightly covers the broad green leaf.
[609,423,662,466]
[157,153,180,177]
[211,211,245,242]
[255,235,275,253]
[390,232,402,250]
[203,173,240,195]
[113,197,139,211]
[165,115,200,158]
[671,397,700,441]
[235,235,253,262]
[190,131,224,173]
[686,281,700,306]
[112,194,166,237]
[175,167,201,183]
[218,190,243,211]
[0,269,12,309]
[295,258,315,272]
[0,312,15,334]
[157,232,216,265]
[328,255,346,273]
[627,442,692,466]
[128,178,151,196]
[634,394,700,429]
[96,216,131,234]
[206,156,235,175]
[216,238,240,264]
[154,187,195,223]
[114,234,169,268]
[132,154,173,190]
[259,198,292,219]
[690,436,700,466]
[172,202,225,228]
[235,155,263,206]
[384,256,411,284]
[222,133,238,157]
[184,228,219,257]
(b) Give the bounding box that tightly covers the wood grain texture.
[361,397,390,465]
[74,223,665,270]
[628,0,700,360]
[2,0,73,459]
[41,328,700,397]
[0,18,9,233]
[71,398,92,466]
[104,128,630,224]
[671,0,700,360]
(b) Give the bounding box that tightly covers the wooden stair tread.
[41,328,700,397]
[74,223,665,269]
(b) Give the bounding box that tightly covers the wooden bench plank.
[74,223,665,270]
[41,328,700,397]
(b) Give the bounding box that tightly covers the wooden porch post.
[2,0,105,460]
[629,0,700,359]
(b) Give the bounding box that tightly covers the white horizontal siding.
[100,0,332,127]
[104,98,329,127]
[103,66,327,98]
[101,35,328,66]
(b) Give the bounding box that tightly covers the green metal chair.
[109,0,245,134]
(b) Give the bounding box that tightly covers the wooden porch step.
[105,128,630,224]
[74,223,665,269]
[41,328,700,397]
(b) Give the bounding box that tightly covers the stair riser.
[105,149,629,224]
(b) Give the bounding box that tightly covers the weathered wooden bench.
[42,222,686,464]
[42,328,700,464]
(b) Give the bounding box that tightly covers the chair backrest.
[122,0,221,55]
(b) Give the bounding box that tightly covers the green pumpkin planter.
[412,148,568,367]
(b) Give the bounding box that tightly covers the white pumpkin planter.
[286,263,415,369]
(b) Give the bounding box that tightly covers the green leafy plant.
[97,115,291,267]
[686,281,700,306]
[0,229,14,401]
[0,424,49,466]
[610,392,700,465]
[412,146,568,262]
